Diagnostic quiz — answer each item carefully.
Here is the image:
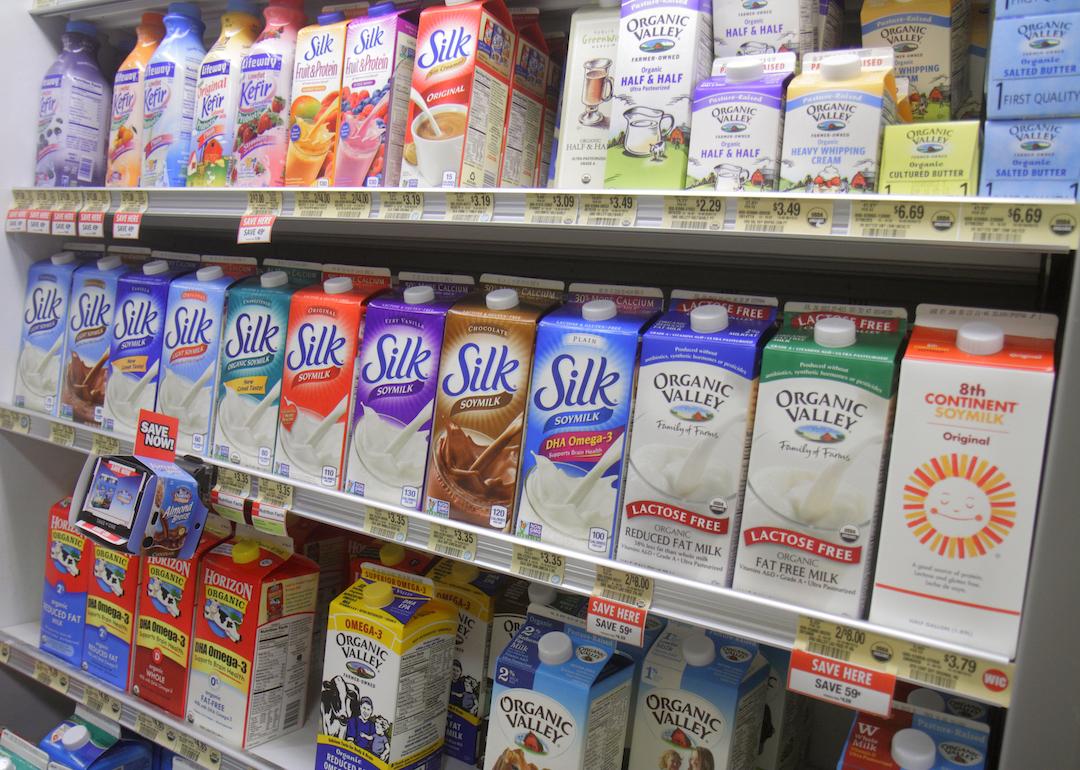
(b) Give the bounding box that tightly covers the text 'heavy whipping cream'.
[733,303,907,618]
[16,253,80,416]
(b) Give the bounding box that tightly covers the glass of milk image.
[622,106,674,159]
[580,58,614,127]
[411,103,467,186]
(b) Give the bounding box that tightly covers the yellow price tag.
[580,194,637,227]
[211,469,252,524]
[428,523,478,562]
[92,433,122,456]
[33,659,69,694]
[960,202,1080,249]
[378,191,425,220]
[175,734,222,770]
[849,200,960,241]
[6,190,33,233]
[511,544,565,585]
[363,506,409,543]
[81,683,123,721]
[27,191,56,235]
[0,641,10,665]
[794,616,900,674]
[593,565,653,610]
[1,409,31,435]
[51,190,83,236]
[524,193,578,226]
[79,190,111,238]
[251,478,293,535]
[245,190,283,216]
[294,190,372,219]
[133,713,177,749]
[114,191,148,239]
[895,642,1015,709]
[258,478,293,509]
[662,195,726,231]
[445,191,494,222]
[49,422,76,448]
[734,197,833,236]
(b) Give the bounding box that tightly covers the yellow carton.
[879,120,981,194]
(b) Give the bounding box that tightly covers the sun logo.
[902,454,1015,558]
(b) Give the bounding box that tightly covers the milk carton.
[629,624,769,770]
[485,613,633,770]
[732,303,907,618]
[893,681,990,723]
[349,539,438,581]
[499,9,551,187]
[756,647,810,770]
[869,306,1057,658]
[345,286,455,509]
[861,0,969,121]
[275,278,368,489]
[878,120,981,194]
[979,118,1080,197]
[59,256,128,427]
[837,703,990,770]
[41,497,90,667]
[321,264,393,294]
[402,0,516,187]
[109,245,151,268]
[189,537,319,748]
[988,10,1080,119]
[152,249,201,272]
[318,573,456,770]
[780,50,899,193]
[287,516,347,667]
[605,0,712,189]
[203,254,259,281]
[487,577,530,680]
[82,542,141,689]
[398,270,476,298]
[101,261,179,439]
[264,258,321,286]
[212,271,297,470]
[158,266,234,456]
[712,0,817,56]
[15,253,80,416]
[617,293,778,587]
[687,54,795,191]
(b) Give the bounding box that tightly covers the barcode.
[516,567,554,582]
[369,526,402,542]
[909,666,956,689]
[672,219,710,230]
[743,223,785,233]
[78,158,93,183]
[586,216,624,227]
[973,232,1021,243]
[860,227,905,239]
[530,215,566,224]
[437,546,468,560]
[450,213,482,222]
[603,590,643,607]
[806,641,850,661]
[384,212,418,221]
[284,699,301,729]
[483,170,497,186]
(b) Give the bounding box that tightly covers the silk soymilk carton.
[41,497,90,667]
[605,0,712,189]
[979,118,1080,198]
[870,306,1056,658]
[82,541,141,689]
[713,0,818,56]
[617,293,778,587]
[499,9,551,187]
[733,303,907,618]
[988,9,1080,119]
[15,253,80,416]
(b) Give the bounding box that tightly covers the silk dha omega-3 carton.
[870,306,1057,658]
[82,541,141,689]
[42,497,90,667]
[617,292,777,588]
[499,8,551,187]
[733,303,907,618]
[189,537,319,749]
[402,0,517,187]
[979,117,1080,198]
[15,253,80,416]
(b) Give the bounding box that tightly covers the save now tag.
[788,647,896,716]
[135,409,179,461]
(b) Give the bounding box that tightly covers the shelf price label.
[134,714,177,750]
[735,197,833,237]
[959,202,1079,248]
[895,643,1015,708]
[50,190,83,236]
[0,409,31,435]
[524,193,578,225]
[849,200,960,242]
[6,190,34,233]
[238,191,282,244]
[428,523,478,562]
[445,191,494,222]
[250,478,293,536]
[210,468,253,525]
[662,195,726,231]
[32,659,69,694]
[580,194,637,227]
[27,191,56,235]
[363,506,409,543]
[378,191,425,220]
[294,190,372,219]
[81,683,123,721]
[49,422,75,448]
[175,734,222,770]
[0,641,9,665]
[511,544,565,585]
[113,191,148,239]
[79,190,111,238]
[92,433,122,456]
[588,566,653,647]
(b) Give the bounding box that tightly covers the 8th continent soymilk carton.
[82,541,141,690]
[837,702,990,770]
[732,303,907,618]
[498,8,551,187]
[869,306,1057,658]
[41,497,90,667]
[402,0,517,187]
[617,292,777,588]
[189,537,319,749]
[485,613,633,770]
[629,624,768,770]
[318,571,456,770]
[15,253,80,416]
[979,118,1080,198]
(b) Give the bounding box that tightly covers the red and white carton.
[498,8,550,187]
[402,0,516,187]
[286,515,348,662]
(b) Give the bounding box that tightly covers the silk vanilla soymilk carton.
[712,0,818,56]
[732,303,907,618]
[617,292,777,587]
[870,306,1057,658]
[15,253,80,416]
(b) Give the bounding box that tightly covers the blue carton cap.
[65,20,98,37]
[167,2,203,19]
[226,0,259,14]
[369,1,398,15]
[318,10,347,23]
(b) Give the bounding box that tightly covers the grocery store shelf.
[29,0,233,31]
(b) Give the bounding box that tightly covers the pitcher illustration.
[581,59,614,127]
[622,106,674,158]
[714,163,750,190]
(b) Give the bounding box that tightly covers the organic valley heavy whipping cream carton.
[15,253,80,416]
[869,306,1057,658]
[732,303,907,618]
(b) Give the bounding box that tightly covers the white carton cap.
[582,298,616,321]
[405,285,435,305]
[891,728,936,770]
[528,582,558,606]
[726,58,764,83]
[691,304,729,333]
[61,725,90,750]
[97,255,122,271]
[196,265,224,281]
[814,316,857,348]
[324,276,353,295]
[682,633,716,667]
[143,259,169,275]
[821,53,862,81]
[261,270,288,288]
[957,321,1004,356]
[51,251,76,265]
[0,756,13,770]
[486,287,519,310]
[907,687,946,712]
[538,631,573,666]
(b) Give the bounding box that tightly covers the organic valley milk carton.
[82,541,141,689]
[349,539,439,582]
[629,624,768,770]
[617,293,778,587]
[712,0,817,56]
[41,498,90,667]
[687,54,795,191]
[402,0,517,187]
[499,9,551,187]
[979,118,1080,198]
[106,13,165,187]
[605,0,712,189]
[878,120,981,194]
[15,253,80,416]
[732,303,907,618]
[987,9,1080,119]
[869,306,1057,658]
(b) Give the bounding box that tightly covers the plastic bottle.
[186,0,261,186]
[141,3,207,187]
[106,13,165,187]
[36,21,111,188]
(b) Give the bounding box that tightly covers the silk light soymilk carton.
[870,306,1057,658]
[878,120,981,194]
[687,54,795,191]
[837,703,990,770]
[189,537,319,748]
[733,303,907,618]
[617,292,778,588]
[157,266,234,456]
[988,8,1080,119]
[605,0,712,189]
[41,497,90,667]
[712,0,818,56]
[499,9,551,187]
[402,0,517,187]
[979,118,1080,197]
[485,613,633,770]
[82,541,141,689]
[15,253,80,416]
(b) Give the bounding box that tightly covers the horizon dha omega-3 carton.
[189,537,319,749]
[41,497,90,667]
[837,703,990,770]
[878,120,981,195]
[402,0,517,187]
[979,118,1080,198]
[629,624,769,770]
[485,613,634,770]
[605,0,712,189]
[987,7,1080,119]
[82,541,141,689]
[15,252,80,416]
[499,8,551,187]
[732,302,907,618]
[617,292,778,588]
[869,306,1057,658]
[713,0,818,57]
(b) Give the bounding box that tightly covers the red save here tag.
[134,409,179,462]
[787,647,896,717]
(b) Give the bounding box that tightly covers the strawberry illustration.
[257,113,272,134]
[271,96,284,113]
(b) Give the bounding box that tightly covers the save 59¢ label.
[588,565,653,647]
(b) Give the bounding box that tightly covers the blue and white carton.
[987,9,1080,118]
[995,0,1080,19]
[15,252,80,415]
[980,118,1080,197]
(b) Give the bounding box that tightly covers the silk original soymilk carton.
[15,253,80,415]
[82,541,141,689]
[41,497,90,667]
[402,0,517,187]
[979,118,1080,197]
[687,54,795,191]
[158,266,234,456]
[987,9,1080,119]
[629,624,768,770]
[733,303,907,618]
[712,0,818,56]
[878,120,981,195]
[499,9,551,187]
[837,703,990,770]
[869,306,1057,658]
[605,0,712,189]
[617,293,778,587]
[189,537,319,748]
[485,613,633,770]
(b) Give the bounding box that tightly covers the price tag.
[1,409,31,435]
[960,202,1080,248]
[113,191,148,239]
[49,422,75,448]
[588,565,653,647]
[133,714,177,750]
[33,0,59,9]
[445,191,494,222]
[510,544,564,585]
[33,659,69,694]
[593,565,653,609]
[27,191,56,235]
[524,193,578,225]
[894,642,1015,708]
[294,190,372,219]
[378,191,425,220]
[662,195,726,231]
[81,683,123,721]
[5,190,33,233]
[580,194,637,227]
[79,190,111,238]
[238,191,282,244]
[50,190,83,236]
[0,641,10,665]
[250,478,293,536]
[211,469,252,525]
[175,734,222,770]
[735,197,833,237]
[428,523,478,562]
[849,200,960,241]
[363,506,409,543]
[92,433,122,456]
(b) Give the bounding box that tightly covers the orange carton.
[498,9,550,187]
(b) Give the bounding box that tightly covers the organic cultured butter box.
[82,541,141,689]
[878,120,981,195]
[41,497,89,667]
[869,305,1056,658]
